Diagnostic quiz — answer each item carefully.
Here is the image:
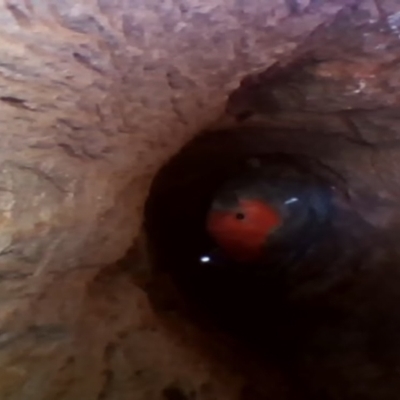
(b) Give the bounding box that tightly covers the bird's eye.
[235,212,245,220]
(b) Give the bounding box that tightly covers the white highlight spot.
[285,197,299,205]
[388,11,400,39]
[353,80,366,94]
[200,256,211,263]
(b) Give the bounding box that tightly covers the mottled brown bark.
[1,0,397,399]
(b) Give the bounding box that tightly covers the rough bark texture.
[226,1,400,232]
[1,0,399,399]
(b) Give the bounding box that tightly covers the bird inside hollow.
[205,157,334,270]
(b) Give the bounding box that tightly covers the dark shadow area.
[144,123,400,400]
[148,124,360,323]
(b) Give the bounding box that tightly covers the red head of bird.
[205,158,333,264]
[206,197,282,262]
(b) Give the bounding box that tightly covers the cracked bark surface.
[0,0,399,399]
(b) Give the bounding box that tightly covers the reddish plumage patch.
[206,199,282,262]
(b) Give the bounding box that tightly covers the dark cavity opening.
[144,123,397,399]
[145,124,351,352]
